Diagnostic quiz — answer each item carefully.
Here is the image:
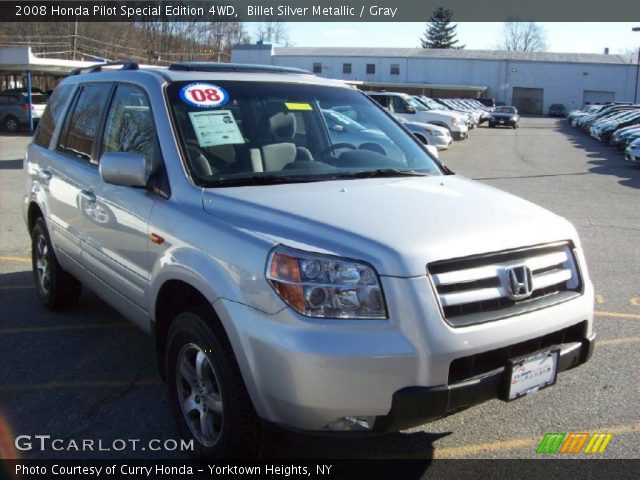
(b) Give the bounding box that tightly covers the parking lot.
[0,116,638,459]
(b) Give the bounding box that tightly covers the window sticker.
[285,102,313,111]
[188,110,244,147]
[180,83,229,108]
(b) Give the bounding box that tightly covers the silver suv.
[24,62,595,458]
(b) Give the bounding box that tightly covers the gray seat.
[260,112,297,172]
[260,112,312,171]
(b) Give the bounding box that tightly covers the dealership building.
[232,44,638,114]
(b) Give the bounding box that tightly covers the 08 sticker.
[179,83,229,108]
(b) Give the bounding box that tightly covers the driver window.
[101,84,158,165]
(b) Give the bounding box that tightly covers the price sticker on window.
[180,83,229,108]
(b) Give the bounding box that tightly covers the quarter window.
[34,85,73,148]
[57,83,111,162]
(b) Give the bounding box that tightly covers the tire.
[489,122,495,128]
[166,308,268,458]
[413,133,428,145]
[31,217,81,311]
[3,115,19,132]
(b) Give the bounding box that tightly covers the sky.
[278,23,640,56]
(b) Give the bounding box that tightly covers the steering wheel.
[316,143,356,159]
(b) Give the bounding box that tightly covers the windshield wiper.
[328,168,433,180]
[207,174,328,187]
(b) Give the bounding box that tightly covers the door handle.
[40,169,52,181]
[79,190,96,203]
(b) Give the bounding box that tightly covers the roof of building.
[272,47,629,65]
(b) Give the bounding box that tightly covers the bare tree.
[253,21,290,46]
[618,47,639,64]
[498,22,548,52]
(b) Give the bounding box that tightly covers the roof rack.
[168,62,310,74]
[70,61,139,76]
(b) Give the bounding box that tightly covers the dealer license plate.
[506,349,559,400]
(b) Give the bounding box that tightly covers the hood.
[202,176,578,277]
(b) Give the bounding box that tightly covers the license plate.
[499,120,505,123]
[506,349,559,400]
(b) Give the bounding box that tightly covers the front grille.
[428,242,582,327]
[448,321,586,385]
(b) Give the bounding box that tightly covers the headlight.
[266,246,387,319]
[450,118,459,126]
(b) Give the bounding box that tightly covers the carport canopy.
[345,80,488,98]
[0,46,102,132]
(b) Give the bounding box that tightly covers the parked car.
[0,91,48,131]
[322,108,403,158]
[625,137,640,163]
[474,98,496,108]
[414,96,478,128]
[548,104,566,117]
[489,106,520,128]
[590,109,640,143]
[438,98,492,123]
[392,114,453,150]
[367,92,469,140]
[611,124,640,149]
[25,62,595,458]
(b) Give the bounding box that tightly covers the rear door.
[46,83,112,262]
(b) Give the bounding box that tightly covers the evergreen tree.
[421,8,464,49]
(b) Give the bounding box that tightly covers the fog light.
[323,416,375,431]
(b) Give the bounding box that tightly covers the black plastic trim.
[373,332,595,433]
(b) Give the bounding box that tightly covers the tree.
[498,22,548,52]
[421,8,464,49]
[254,21,290,46]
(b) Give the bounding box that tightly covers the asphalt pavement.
[0,118,638,461]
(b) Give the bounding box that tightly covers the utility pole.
[71,20,78,60]
[633,27,640,103]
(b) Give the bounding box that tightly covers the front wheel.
[166,308,268,458]
[31,217,81,311]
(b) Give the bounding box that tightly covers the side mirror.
[99,152,149,188]
[331,124,345,132]
[425,144,439,159]
[404,106,416,114]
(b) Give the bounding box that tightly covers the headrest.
[269,112,296,142]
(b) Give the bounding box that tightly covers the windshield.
[418,97,445,110]
[167,81,442,187]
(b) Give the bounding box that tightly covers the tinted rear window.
[57,83,112,161]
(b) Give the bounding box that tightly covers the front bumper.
[215,269,594,432]
[430,136,453,150]
[452,130,468,140]
[373,332,595,432]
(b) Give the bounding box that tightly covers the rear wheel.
[3,115,19,132]
[166,308,268,458]
[31,217,81,311]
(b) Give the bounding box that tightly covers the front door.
[80,83,161,317]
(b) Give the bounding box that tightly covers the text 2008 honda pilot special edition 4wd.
[24,62,595,457]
